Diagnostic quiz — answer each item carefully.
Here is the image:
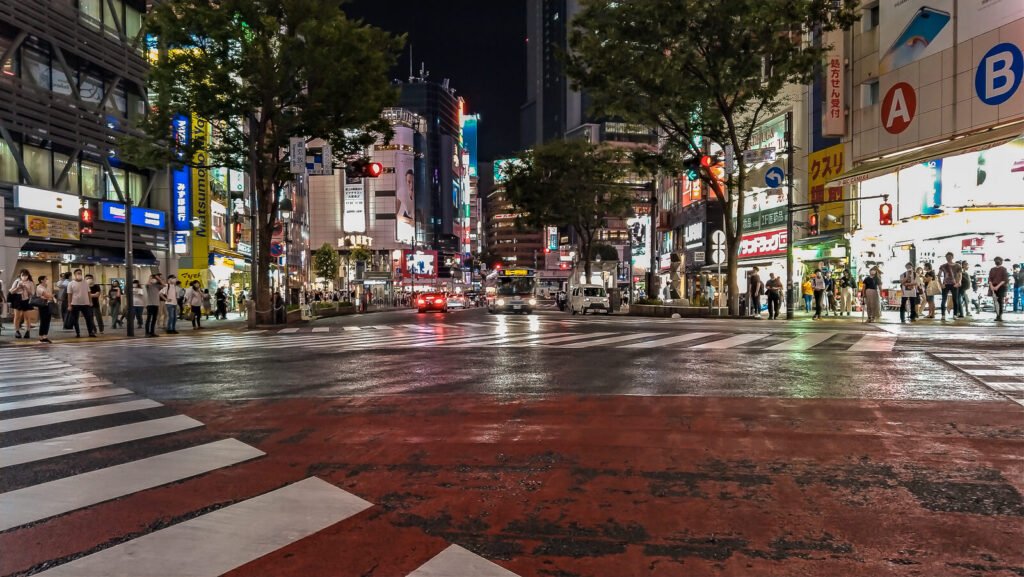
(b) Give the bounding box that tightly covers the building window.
[129,171,146,205]
[23,145,52,188]
[21,47,50,91]
[0,36,17,77]
[0,140,20,183]
[79,0,102,30]
[81,160,103,198]
[127,86,144,119]
[125,6,143,42]
[104,0,124,39]
[53,151,80,194]
[106,167,126,201]
[861,80,880,107]
[863,5,880,32]
[52,64,74,96]
[79,72,103,104]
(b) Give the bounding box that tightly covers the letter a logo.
[882,82,916,134]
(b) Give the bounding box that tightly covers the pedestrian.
[66,269,97,337]
[176,281,186,320]
[802,276,813,312]
[56,271,71,327]
[144,273,164,337]
[202,289,212,320]
[8,269,35,339]
[863,267,882,323]
[185,281,204,329]
[108,280,123,329]
[215,287,228,319]
[960,262,974,317]
[938,252,962,319]
[914,266,926,318]
[812,269,826,320]
[840,270,854,316]
[238,289,248,319]
[924,270,940,318]
[85,274,104,334]
[131,279,145,329]
[747,267,763,318]
[33,275,54,343]
[988,256,1009,322]
[899,262,918,323]
[161,275,180,334]
[1013,263,1023,313]
[706,279,716,308]
[765,272,783,320]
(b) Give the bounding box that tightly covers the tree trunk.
[255,181,276,325]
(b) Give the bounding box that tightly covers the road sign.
[724,145,735,173]
[742,147,776,164]
[289,138,305,174]
[270,242,284,257]
[765,166,785,188]
[710,230,727,264]
[976,42,1022,106]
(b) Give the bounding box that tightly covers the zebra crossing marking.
[35,477,373,577]
[311,327,329,333]
[512,332,610,346]
[0,388,134,413]
[0,374,107,389]
[443,332,562,348]
[0,399,163,433]
[0,381,112,398]
[620,332,717,349]
[278,328,300,334]
[848,333,897,352]
[407,544,521,577]
[560,332,660,348]
[692,333,771,349]
[0,439,264,532]
[766,332,836,351]
[932,352,1024,407]
[0,415,203,468]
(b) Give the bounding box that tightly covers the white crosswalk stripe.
[620,332,716,349]
[692,333,771,349]
[408,544,521,577]
[766,332,835,351]
[0,399,162,433]
[560,332,661,348]
[0,388,134,413]
[0,381,111,398]
[932,352,1024,407]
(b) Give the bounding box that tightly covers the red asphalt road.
[3,395,1022,577]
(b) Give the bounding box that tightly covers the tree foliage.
[501,140,635,280]
[312,242,340,287]
[348,246,372,263]
[567,0,859,313]
[123,0,402,321]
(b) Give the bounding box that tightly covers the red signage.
[882,82,916,135]
[739,228,788,259]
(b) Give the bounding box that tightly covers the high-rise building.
[0,1,169,289]
[522,0,585,149]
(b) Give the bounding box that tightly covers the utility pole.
[247,116,260,328]
[124,191,135,337]
[785,110,795,320]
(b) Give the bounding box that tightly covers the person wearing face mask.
[863,267,882,323]
[108,280,123,330]
[34,275,55,343]
[8,269,35,339]
[85,274,104,335]
[160,275,180,334]
[144,273,165,337]
[811,269,826,320]
[899,262,919,324]
[129,279,145,329]
[66,269,97,337]
[988,256,1009,322]
[184,280,205,329]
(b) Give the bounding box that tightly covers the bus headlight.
[528,298,537,305]
[496,298,506,306]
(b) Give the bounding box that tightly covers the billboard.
[627,216,651,266]
[958,0,1024,41]
[939,136,1024,208]
[190,114,211,262]
[463,114,479,178]
[808,144,846,232]
[343,177,365,233]
[402,250,437,278]
[171,114,191,232]
[898,158,943,219]
[878,1,953,74]
[99,202,167,230]
[394,126,415,243]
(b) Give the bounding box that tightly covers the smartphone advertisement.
[879,1,953,74]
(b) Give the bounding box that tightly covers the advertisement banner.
[343,177,365,233]
[957,0,1024,41]
[25,215,79,241]
[898,158,942,219]
[627,216,651,266]
[402,250,437,278]
[176,268,207,288]
[878,1,954,74]
[190,114,211,262]
[808,144,846,233]
[823,29,845,136]
[99,202,167,230]
[394,126,415,243]
[13,186,81,217]
[210,201,228,247]
[739,228,788,259]
[941,136,1024,208]
[171,114,191,232]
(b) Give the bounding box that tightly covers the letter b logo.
[976,43,1023,106]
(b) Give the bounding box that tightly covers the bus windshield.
[496,277,536,295]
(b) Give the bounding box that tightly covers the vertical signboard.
[394,126,415,243]
[807,144,846,233]
[191,114,211,262]
[171,115,191,236]
[823,29,845,136]
[343,177,366,233]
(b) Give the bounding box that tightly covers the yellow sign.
[25,215,80,241]
[176,268,207,288]
[191,113,211,265]
[807,144,846,233]
[502,269,530,276]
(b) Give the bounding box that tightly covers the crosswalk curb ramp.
[0,350,525,577]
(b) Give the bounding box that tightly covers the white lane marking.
[445,333,561,348]
[406,544,521,577]
[343,326,362,331]
[277,328,300,334]
[964,370,1024,377]
[0,382,113,398]
[0,415,203,468]
[35,477,373,577]
[766,332,836,351]
[510,333,608,346]
[847,333,897,352]
[0,388,134,413]
[0,376,108,391]
[984,382,1024,391]
[0,439,264,531]
[620,332,717,349]
[311,327,330,333]
[560,332,661,348]
[372,325,395,330]
[1,365,76,377]
[692,333,771,349]
[0,399,163,433]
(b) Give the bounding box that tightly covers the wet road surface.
[0,308,1021,576]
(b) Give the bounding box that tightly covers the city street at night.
[1,308,1021,576]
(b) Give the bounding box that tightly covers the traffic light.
[879,202,893,225]
[346,159,384,178]
[700,155,720,169]
[682,156,700,181]
[807,212,819,236]
[79,206,94,235]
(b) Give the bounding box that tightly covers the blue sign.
[765,166,785,188]
[100,202,167,230]
[171,114,191,231]
[976,43,1022,106]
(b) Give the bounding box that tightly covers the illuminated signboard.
[14,186,82,217]
[499,269,531,277]
[171,114,191,232]
[99,202,167,230]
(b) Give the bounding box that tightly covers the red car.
[416,293,448,313]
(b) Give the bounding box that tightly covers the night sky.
[344,0,526,162]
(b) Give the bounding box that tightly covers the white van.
[569,284,611,315]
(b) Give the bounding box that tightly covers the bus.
[486,268,538,314]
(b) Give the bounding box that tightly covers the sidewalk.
[764,306,1024,328]
[0,312,250,347]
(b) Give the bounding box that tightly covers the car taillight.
[417,299,425,305]
[435,298,445,303]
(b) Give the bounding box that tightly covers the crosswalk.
[82,325,898,353]
[0,348,522,576]
[932,351,1024,407]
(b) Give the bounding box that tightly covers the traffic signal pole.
[785,112,795,320]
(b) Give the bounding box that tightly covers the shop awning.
[826,123,1024,188]
[792,233,845,248]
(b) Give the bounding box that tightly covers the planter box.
[629,304,730,318]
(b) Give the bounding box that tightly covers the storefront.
[737,226,789,295]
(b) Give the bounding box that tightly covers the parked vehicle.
[570,284,610,315]
[447,295,466,309]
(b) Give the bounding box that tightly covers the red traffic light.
[700,155,717,168]
[494,262,502,270]
[879,202,893,225]
[364,162,383,178]
[807,212,819,236]
[79,207,94,235]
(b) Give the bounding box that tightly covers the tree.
[124,0,402,323]
[312,242,340,289]
[501,140,635,282]
[348,246,372,263]
[567,0,858,314]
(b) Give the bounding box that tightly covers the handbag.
[926,280,941,296]
[29,295,47,307]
